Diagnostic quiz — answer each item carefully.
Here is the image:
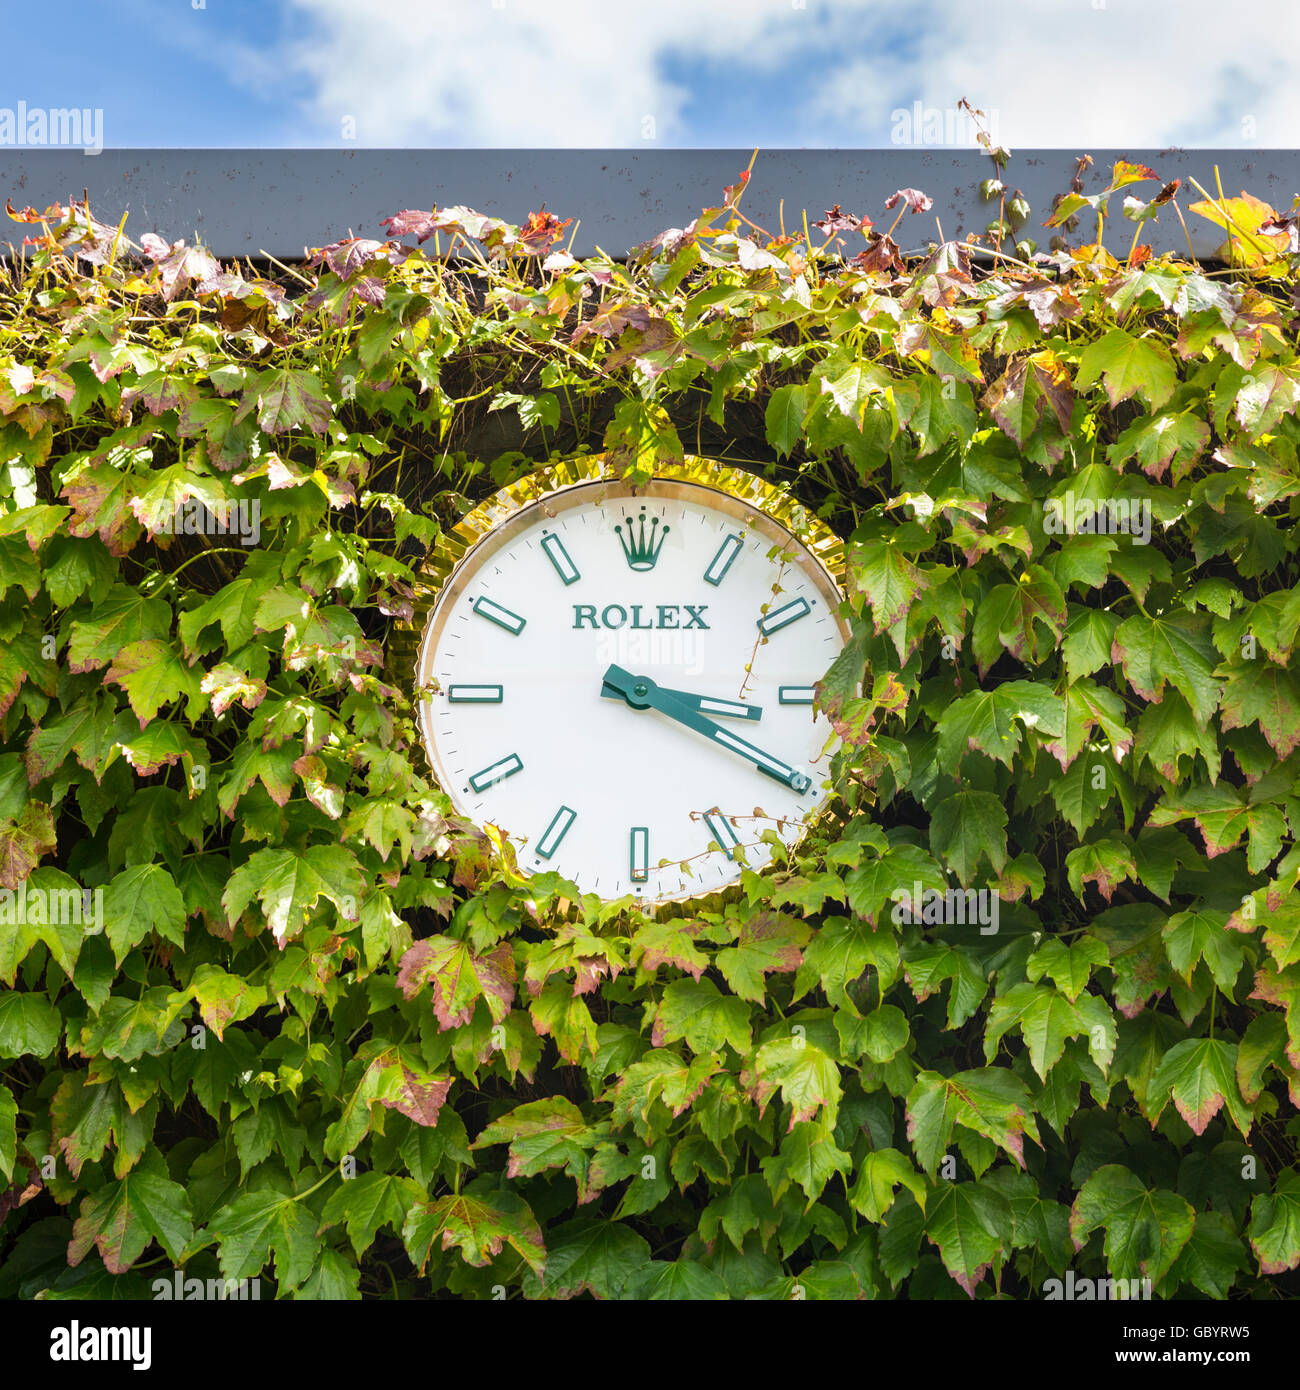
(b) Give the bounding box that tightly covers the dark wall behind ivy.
[1,156,1300,1300]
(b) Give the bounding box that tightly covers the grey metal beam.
[2,149,1296,261]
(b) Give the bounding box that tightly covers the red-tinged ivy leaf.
[606,1051,720,1138]
[984,982,1114,1080]
[200,662,267,718]
[936,681,1063,772]
[67,586,172,672]
[1045,682,1132,772]
[628,919,708,983]
[74,988,185,1062]
[1070,1165,1193,1283]
[930,790,1007,884]
[1234,361,1300,436]
[139,233,221,300]
[905,1068,1040,1175]
[103,863,187,965]
[526,1217,650,1299]
[1247,1170,1300,1274]
[852,232,903,276]
[119,370,200,418]
[106,639,204,727]
[1134,691,1221,784]
[996,853,1046,905]
[885,187,933,214]
[714,911,810,1002]
[1162,908,1247,992]
[0,990,62,1058]
[982,351,1073,452]
[218,739,298,815]
[183,963,267,1041]
[244,367,332,436]
[0,502,69,554]
[207,1185,319,1290]
[1149,783,1285,868]
[1147,1037,1252,1137]
[1219,665,1300,759]
[375,1058,452,1129]
[1111,611,1220,726]
[0,801,57,889]
[66,1153,193,1274]
[222,845,363,947]
[0,629,54,721]
[749,1036,841,1130]
[395,935,515,1029]
[529,979,598,1063]
[651,979,752,1057]
[473,1097,605,1198]
[922,1180,1013,1298]
[1065,836,1137,903]
[26,694,130,783]
[970,567,1066,674]
[318,1170,422,1259]
[61,463,145,556]
[1108,410,1208,483]
[1074,328,1177,410]
[49,1072,156,1179]
[404,1185,546,1278]
[309,236,390,279]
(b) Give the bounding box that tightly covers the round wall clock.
[411,458,850,904]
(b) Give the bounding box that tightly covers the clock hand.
[599,675,761,722]
[601,665,811,794]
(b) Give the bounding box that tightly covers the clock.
[411,459,850,904]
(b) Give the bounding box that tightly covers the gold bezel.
[391,454,851,912]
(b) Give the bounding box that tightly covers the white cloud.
[276,0,1300,148]
[813,0,1300,149]
[284,0,856,146]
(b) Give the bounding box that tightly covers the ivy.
[0,158,1299,1301]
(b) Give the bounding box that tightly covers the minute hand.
[601,665,811,794]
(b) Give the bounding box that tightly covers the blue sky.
[3,0,1297,150]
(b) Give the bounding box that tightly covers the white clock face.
[416,479,848,903]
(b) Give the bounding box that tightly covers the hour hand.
[600,666,761,721]
[601,665,810,794]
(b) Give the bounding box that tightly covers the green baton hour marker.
[778,686,817,705]
[629,827,650,883]
[541,531,581,586]
[448,684,504,704]
[473,597,526,634]
[757,596,812,635]
[703,533,743,586]
[703,808,742,859]
[536,805,577,860]
[468,753,523,793]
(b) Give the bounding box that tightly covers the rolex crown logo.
[616,507,669,572]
